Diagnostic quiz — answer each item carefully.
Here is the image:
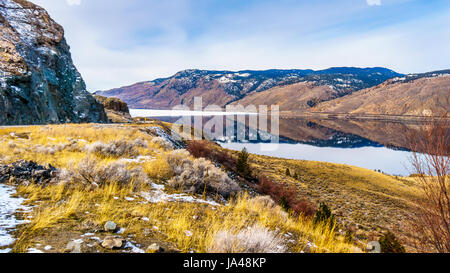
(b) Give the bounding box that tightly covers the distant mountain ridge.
[389,69,450,84]
[96,67,402,109]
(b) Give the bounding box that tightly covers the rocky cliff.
[0,0,108,125]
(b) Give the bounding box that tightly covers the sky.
[31,0,450,91]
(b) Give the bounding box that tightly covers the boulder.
[101,236,124,249]
[65,240,83,253]
[367,241,381,253]
[146,243,164,253]
[104,221,118,232]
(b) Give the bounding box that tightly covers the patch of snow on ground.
[141,183,221,206]
[0,184,30,252]
[124,241,145,253]
[119,155,154,164]
[27,248,44,253]
[218,76,237,84]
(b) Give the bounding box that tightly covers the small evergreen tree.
[285,168,291,177]
[314,202,336,228]
[236,148,251,179]
[279,196,291,212]
[379,231,406,253]
[293,173,298,180]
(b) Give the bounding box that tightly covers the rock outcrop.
[0,160,58,185]
[0,0,108,125]
[94,95,132,123]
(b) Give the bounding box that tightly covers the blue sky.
[32,0,450,91]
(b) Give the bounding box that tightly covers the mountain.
[231,81,340,111]
[96,67,402,110]
[0,0,108,125]
[311,70,450,116]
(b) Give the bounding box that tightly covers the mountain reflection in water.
[132,110,430,176]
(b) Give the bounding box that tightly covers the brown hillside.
[232,82,344,111]
[312,76,450,116]
[97,79,235,109]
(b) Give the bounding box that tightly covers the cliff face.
[0,0,107,125]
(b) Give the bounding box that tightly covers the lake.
[130,109,419,176]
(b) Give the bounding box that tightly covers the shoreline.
[278,111,449,122]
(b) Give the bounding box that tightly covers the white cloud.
[66,0,81,6]
[29,0,450,91]
[366,0,381,6]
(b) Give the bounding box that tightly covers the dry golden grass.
[1,123,359,253]
[12,183,356,253]
[218,148,422,250]
[142,155,173,181]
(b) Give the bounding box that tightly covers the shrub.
[186,140,213,158]
[279,196,290,212]
[142,155,173,180]
[291,200,317,218]
[186,141,236,171]
[259,176,316,217]
[166,150,240,198]
[150,137,173,150]
[85,139,147,158]
[59,157,148,190]
[248,195,278,210]
[379,231,406,253]
[285,168,291,177]
[208,225,286,253]
[314,202,336,228]
[236,148,252,179]
[247,195,288,220]
[33,140,81,155]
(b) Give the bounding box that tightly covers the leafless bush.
[247,195,288,220]
[186,140,236,170]
[259,176,316,217]
[408,114,449,252]
[59,157,148,190]
[85,139,147,158]
[248,195,278,209]
[34,141,81,155]
[208,225,286,253]
[166,150,240,198]
[150,137,173,150]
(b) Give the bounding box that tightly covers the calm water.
[130,109,416,176]
[220,142,412,176]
